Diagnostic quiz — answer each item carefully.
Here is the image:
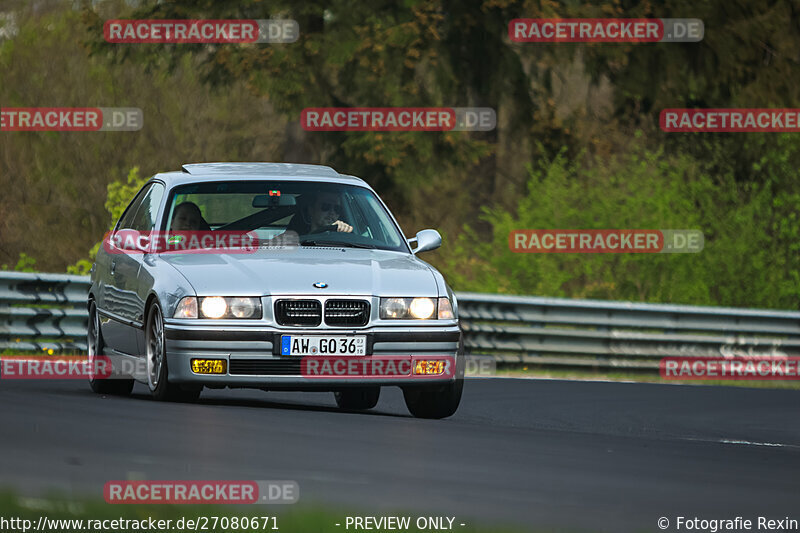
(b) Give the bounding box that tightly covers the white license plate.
[281,335,366,356]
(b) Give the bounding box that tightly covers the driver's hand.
[333,220,353,233]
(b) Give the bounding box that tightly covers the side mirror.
[410,229,441,254]
[103,229,150,255]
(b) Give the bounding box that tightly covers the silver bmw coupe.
[87,163,463,418]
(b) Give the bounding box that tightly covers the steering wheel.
[305,224,337,235]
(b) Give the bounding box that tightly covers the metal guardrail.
[0,271,90,351]
[457,292,800,368]
[2,272,799,369]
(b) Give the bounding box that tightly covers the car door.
[125,182,165,356]
[99,182,163,355]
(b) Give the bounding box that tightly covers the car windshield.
[161,180,409,252]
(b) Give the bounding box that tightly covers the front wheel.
[404,344,465,419]
[334,387,380,410]
[403,378,463,419]
[146,302,201,402]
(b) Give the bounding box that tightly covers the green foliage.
[0,6,285,272]
[82,1,503,239]
[66,257,94,276]
[105,166,146,225]
[66,167,145,275]
[439,138,800,309]
[2,1,799,311]
[1,253,37,273]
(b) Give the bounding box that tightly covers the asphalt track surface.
[1,377,799,532]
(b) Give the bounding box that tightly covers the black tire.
[403,379,463,419]
[403,347,465,419]
[87,301,134,396]
[334,387,380,410]
[146,302,201,402]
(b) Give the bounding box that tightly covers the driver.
[286,191,352,234]
[169,202,210,231]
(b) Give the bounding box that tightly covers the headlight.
[174,296,262,319]
[409,297,435,319]
[201,297,227,319]
[380,297,438,319]
[229,297,258,318]
[380,297,409,319]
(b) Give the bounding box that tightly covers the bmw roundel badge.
[313,282,328,289]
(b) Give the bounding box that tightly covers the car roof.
[152,162,371,188]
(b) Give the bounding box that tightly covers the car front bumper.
[163,323,462,389]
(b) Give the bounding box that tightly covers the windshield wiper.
[300,240,377,249]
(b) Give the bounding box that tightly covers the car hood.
[158,247,438,297]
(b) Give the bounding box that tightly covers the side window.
[130,183,165,232]
[115,184,152,231]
